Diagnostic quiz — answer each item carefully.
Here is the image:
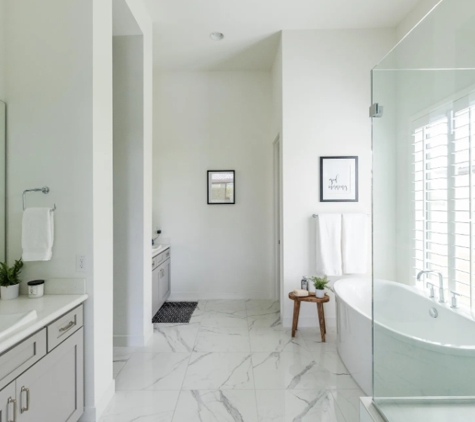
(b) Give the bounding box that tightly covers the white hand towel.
[342,213,369,274]
[315,214,342,276]
[22,208,54,261]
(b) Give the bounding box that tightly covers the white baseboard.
[169,291,273,301]
[80,379,115,422]
[282,316,336,329]
[113,333,150,347]
[144,322,154,344]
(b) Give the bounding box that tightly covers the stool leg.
[317,303,326,342]
[292,300,301,337]
[322,305,327,334]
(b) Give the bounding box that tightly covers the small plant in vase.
[0,259,24,300]
[309,275,329,298]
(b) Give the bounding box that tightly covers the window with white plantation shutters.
[413,97,475,308]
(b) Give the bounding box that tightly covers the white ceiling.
[144,0,422,71]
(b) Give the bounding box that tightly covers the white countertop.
[152,244,170,258]
[0,294,88,354]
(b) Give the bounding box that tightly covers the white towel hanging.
[22,208,55,261]
[315,213,342,276]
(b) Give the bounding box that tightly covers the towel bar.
[22,186,56,211]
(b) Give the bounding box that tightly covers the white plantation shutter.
[413,97,475,307]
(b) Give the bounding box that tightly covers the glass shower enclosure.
[372,0,475,420]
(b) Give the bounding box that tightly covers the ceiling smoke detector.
[210,32,224,41]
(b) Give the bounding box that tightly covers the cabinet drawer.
[0,329,47,391]
[155,252,164,265]
[47,305,83,352]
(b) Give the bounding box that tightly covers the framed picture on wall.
[207,170,235,204]
[320,156,358,202]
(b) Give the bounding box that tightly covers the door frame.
[273,135,283,302]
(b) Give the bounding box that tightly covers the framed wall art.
[207,170,235,204]
[320,156,358,202]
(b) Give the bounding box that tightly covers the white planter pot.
[1,284,19,300]
[315,289,325,298]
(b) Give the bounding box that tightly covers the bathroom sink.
[0,310,37,340]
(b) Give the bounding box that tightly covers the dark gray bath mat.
[152,302,198,323]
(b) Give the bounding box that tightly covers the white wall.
[4,0,115,420]
[113,34,151,347]
[91,0,115,418]
[122,0,154,346]
[271,38,283,306]
[153,71,274,300]
[0,0,5,100]
[271,39,283,139]
[280,29,396,328]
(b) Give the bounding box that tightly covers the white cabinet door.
[0,383,15,422]
[164,259,171,298]
[158,258,172,307]
[152,266,160,316]
[16,328,83,422]
[157,262,166,311]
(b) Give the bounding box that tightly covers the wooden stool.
[288,292,330,342]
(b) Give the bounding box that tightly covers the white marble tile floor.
[104,300,363,421]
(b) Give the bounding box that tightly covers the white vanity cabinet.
[152,248,171,316]
[0,305,84,422]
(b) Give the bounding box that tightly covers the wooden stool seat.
[288,292,330,342]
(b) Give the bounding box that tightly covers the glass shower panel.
[372,0,475,420]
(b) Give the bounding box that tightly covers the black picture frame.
[320,156,358,202]
[207,170,236,205]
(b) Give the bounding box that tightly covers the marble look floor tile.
[200,310,248,329]
[188,301,207,323]
[330,388,364,422]
[205,300,247,313]
[312,351,358,390]
[194,326,250,352]
[255,389,346,422]
[182,352,254,390]
[249,328,309,353]
[172,390,258,422]
[100,390,179,422]
[247,314,282,331]
[113,346,136,362]
[300,328,338,352]
[245,300,280,316]
[144,323,200,352]
[113,361,126,379]
[115,352,190,391]
[252,352,326,390]
[312,350,349,373]
[195,300,208,312]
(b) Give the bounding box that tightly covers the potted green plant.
[0,259,24,300]
[309,275,329,298]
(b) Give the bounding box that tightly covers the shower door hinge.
[369,103,383,118]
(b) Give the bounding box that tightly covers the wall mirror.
[0,102,5,262]
[207,170,235,204]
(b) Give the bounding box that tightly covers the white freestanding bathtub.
[334,278,475,398]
